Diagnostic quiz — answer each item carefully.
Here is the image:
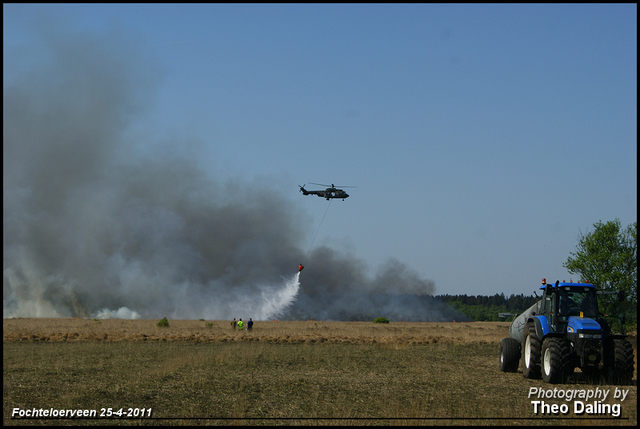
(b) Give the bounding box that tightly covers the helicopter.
[299,183,354,200]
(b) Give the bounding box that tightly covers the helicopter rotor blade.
[309,182,357,188]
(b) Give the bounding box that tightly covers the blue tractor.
[499,279,634,384]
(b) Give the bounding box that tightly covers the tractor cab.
[539,280,599,334]
[539,281,606,369]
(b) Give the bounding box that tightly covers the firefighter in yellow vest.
[237,318,244,330]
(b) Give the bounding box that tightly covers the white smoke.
[94,307,141,320]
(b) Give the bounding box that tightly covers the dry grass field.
[3,318,513,345]
[3,318,637,426]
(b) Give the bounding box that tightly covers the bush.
[156,317,170,328]
[373,317,389,324]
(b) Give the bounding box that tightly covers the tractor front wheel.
[541,337,571,384]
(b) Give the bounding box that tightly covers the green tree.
[563,219,637,331]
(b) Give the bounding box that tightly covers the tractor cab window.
[558,288,598,318]
[541,294,553,316]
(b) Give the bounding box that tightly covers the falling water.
[253,272,301,321]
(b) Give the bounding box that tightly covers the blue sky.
[4,4,637,299]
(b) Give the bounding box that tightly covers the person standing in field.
[247,318,253,331]
[231,318,237,330]
[237,318,244,330]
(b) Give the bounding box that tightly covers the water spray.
[255,272,301,320]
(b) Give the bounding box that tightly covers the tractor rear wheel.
[522,322,541,379]
[604,338,634,385]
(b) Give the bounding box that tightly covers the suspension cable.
[306,200,332,256]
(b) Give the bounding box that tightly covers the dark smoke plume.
[284,250,467,322]
[3,16,467,322]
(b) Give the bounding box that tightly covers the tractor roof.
[540,281,596,290]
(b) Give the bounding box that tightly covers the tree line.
[435,293,538,322]
[435,219,636,327]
